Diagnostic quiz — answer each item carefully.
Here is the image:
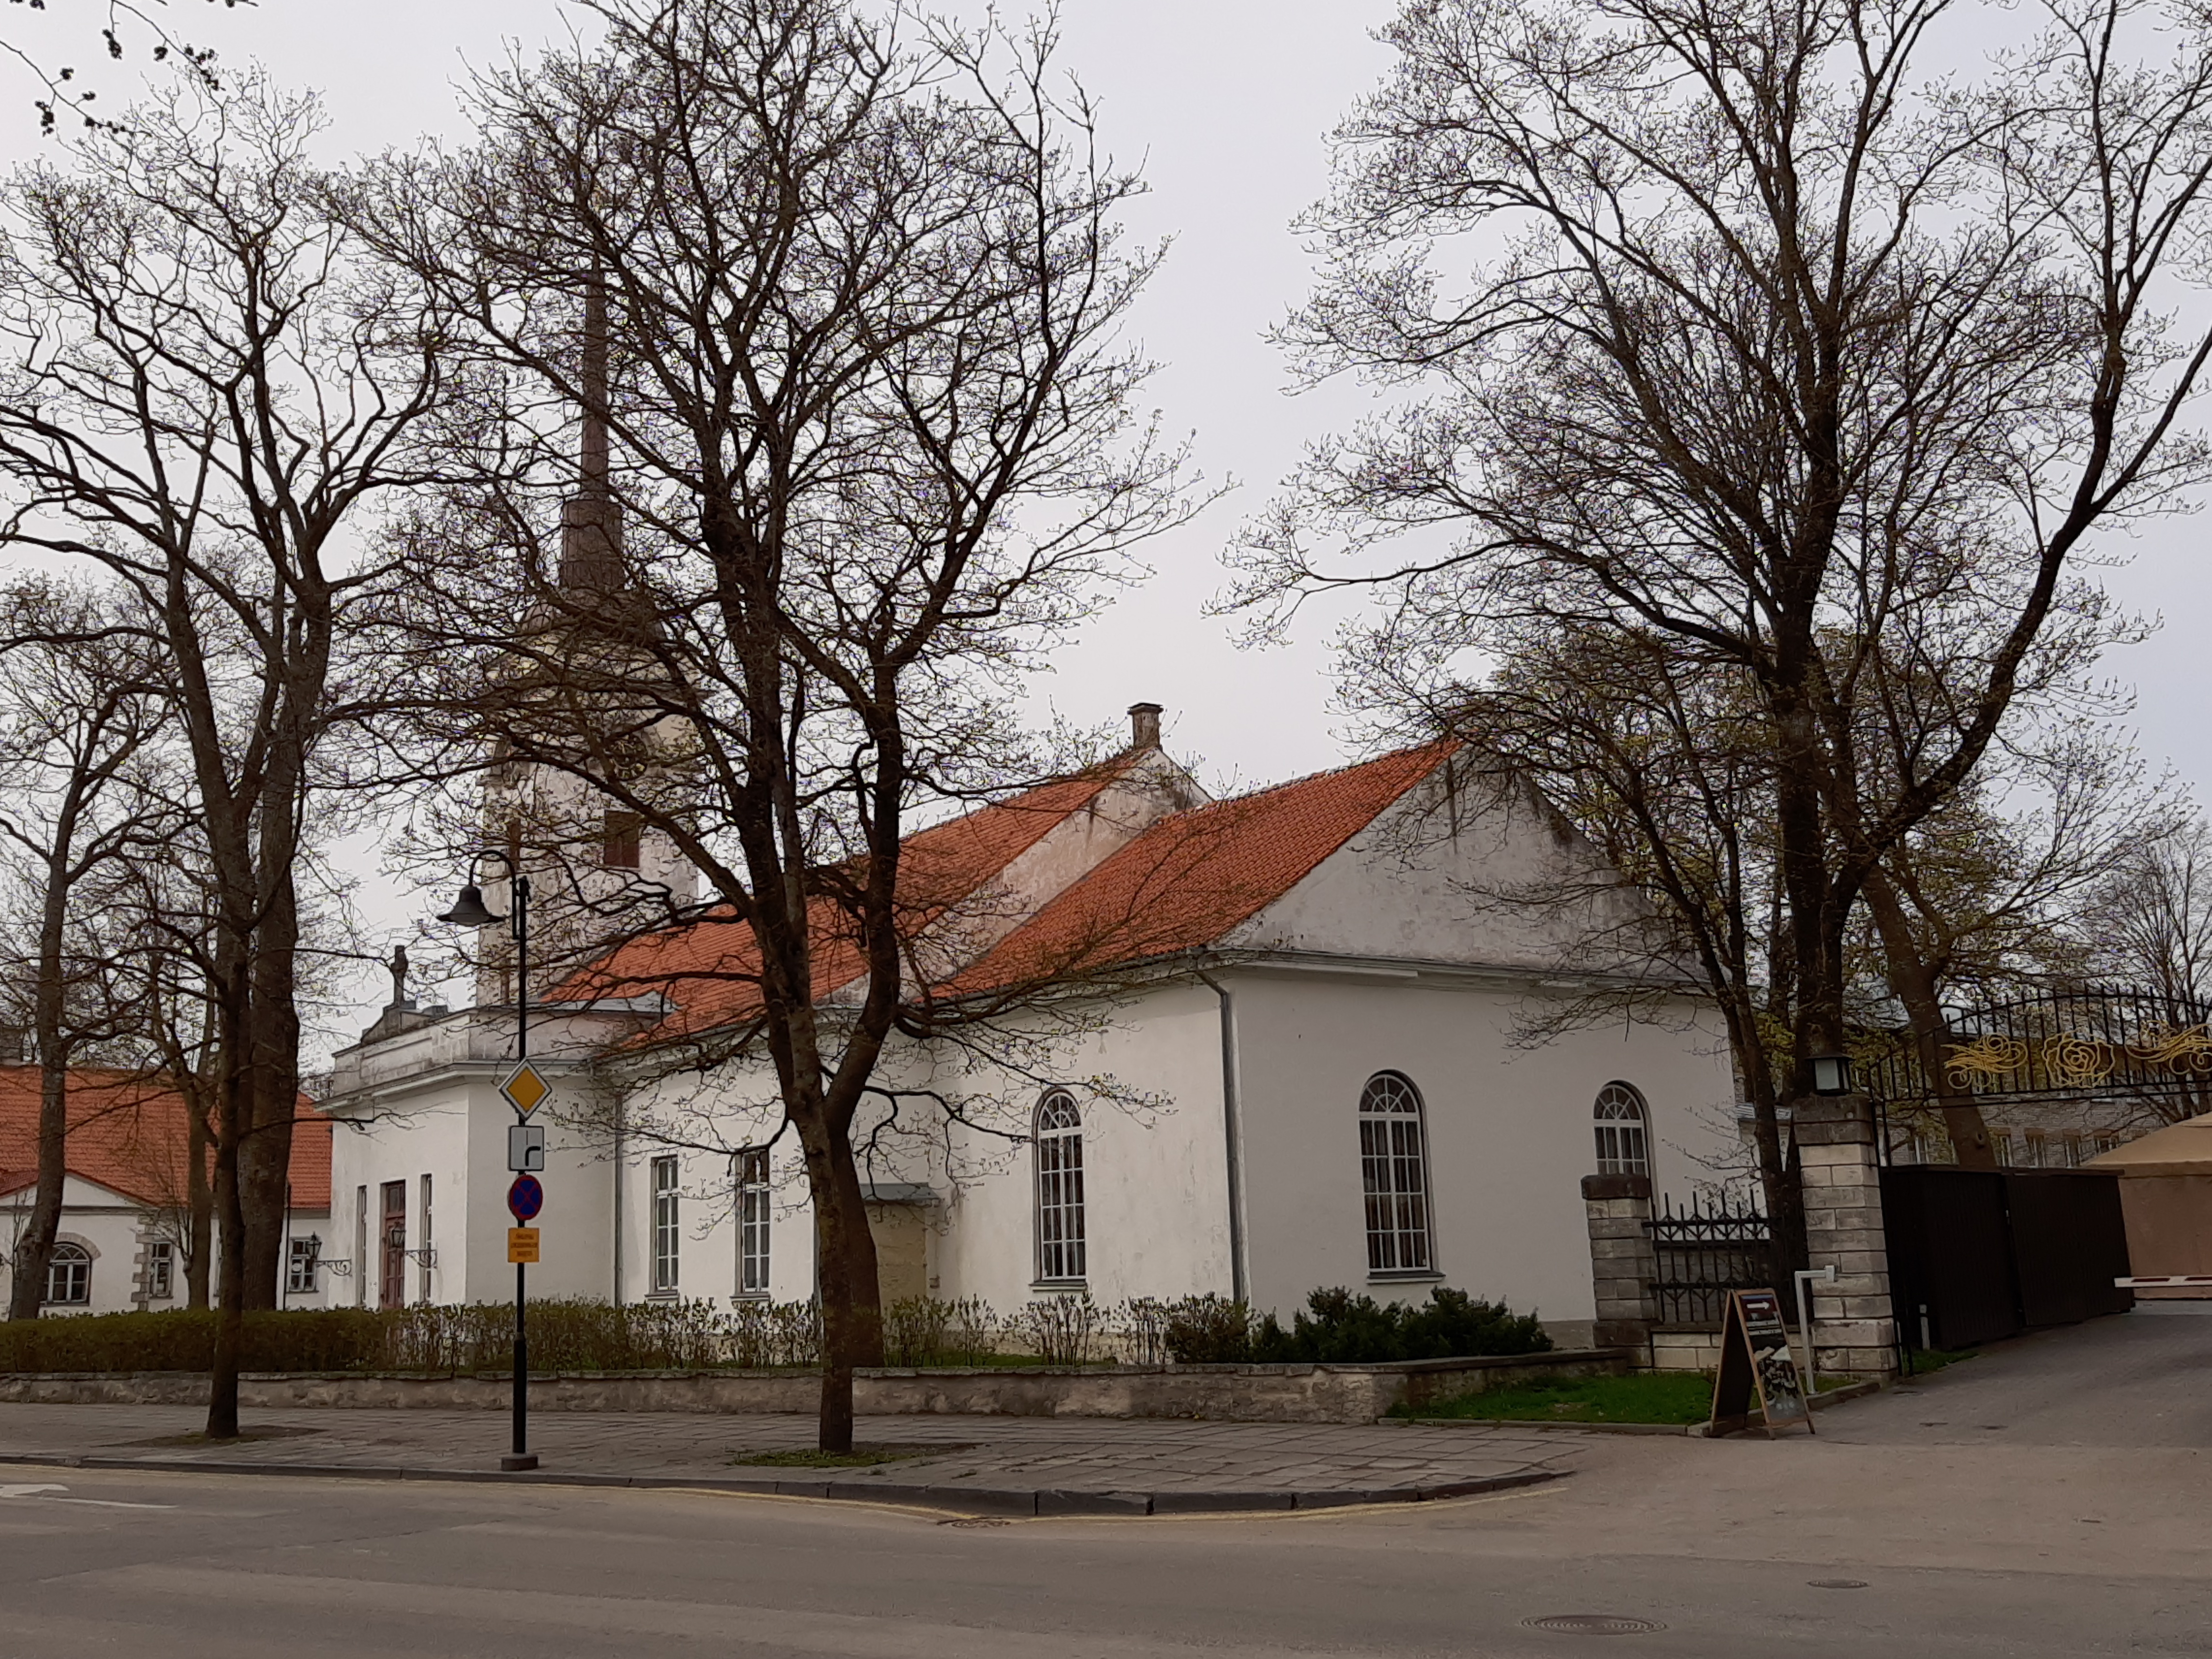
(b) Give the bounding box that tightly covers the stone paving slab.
[0,1401,1577,1516]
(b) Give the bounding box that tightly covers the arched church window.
[1594,1083,1651,1176]
[1360,1072,1433,1273]
[1034,1091,1086,1284]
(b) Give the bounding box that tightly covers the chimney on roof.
[1127,702,1164,751]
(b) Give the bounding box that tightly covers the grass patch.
[1405,1372,1718,1424]
[1403,1368,1866,1425]
[726,1442,963,1469]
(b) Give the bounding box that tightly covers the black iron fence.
[1646,1192,1776,1327]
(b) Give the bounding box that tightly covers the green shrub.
[0,1307,391,1375]
[1159,1294,1255,1363]
[0,1297,790,1375]
[0,1287,1552,1374]
[1162,1287,1552,1365]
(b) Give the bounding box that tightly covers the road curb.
[0,1449,1561,1518]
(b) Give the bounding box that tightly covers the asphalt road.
[4,1307,2207,1658]
[0,1443,2203,1659]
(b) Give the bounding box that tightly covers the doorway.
[379,1180,407,1311]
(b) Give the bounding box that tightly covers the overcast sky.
[0,0,2205,1052]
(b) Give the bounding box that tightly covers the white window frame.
[144,1238,174,1302]
[651,1155,680,1295]
[44,1242,90,1306]
[1593,1082,1653,1177]
[1360,1071,1435,1276]
[286,1236,319,1297]
[1033,1090,1086,1284]
[419,1173,435,1303]
[736,1148,771,1298]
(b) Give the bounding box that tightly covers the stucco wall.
[1228,969,1738,1325]
[927,982,1232,1314]
[1,1174,329,1314]
[329,1071,617,1310]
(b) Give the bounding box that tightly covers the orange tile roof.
[950,742,1453,994]
[0,1068,331,1211]
[558,756,1141,1039]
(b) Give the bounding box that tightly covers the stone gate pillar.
[1581,1173,1658,1360]
[1795,1094,1900,1379]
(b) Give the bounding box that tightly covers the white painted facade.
[323,743,1743,1335]
[0,1173,332,1316]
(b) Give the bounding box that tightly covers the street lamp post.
[437,855,537,1473]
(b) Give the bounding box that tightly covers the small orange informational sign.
[507,1226,541,1265]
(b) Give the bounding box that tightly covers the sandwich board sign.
[1708,1288,1813,1438]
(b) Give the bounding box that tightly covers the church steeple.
[557,273,624,594]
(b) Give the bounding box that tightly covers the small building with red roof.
[322,705,1737,1336]
[0,1066,334,1315]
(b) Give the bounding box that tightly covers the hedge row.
[0,1286,1553,1374]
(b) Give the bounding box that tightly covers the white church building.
[320,711,1743,1342]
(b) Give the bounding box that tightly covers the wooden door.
[379,1180,407,1310]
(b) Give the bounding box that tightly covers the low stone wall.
[1650,1327,1725,1373]
[0,1348,1629,1425]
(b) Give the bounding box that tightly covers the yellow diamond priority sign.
[501,1061,552,1118]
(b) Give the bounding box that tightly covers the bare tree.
[362,0,1190,1449]
[0,0,231,136]
[1235,0,2212,1222]
[0,73,462,1435]
[2079,817,2212,1010]
[0,574,168,1318]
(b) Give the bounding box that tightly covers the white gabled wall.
[1229,764,1656,972]
[1226,970,1738,1327]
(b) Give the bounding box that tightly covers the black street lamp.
[1808,1053,1854,1097]
[438,852,538,1473]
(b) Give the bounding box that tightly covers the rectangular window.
[2023,1131,2048,1169]
[44,1247,89,1306]
[651,1155,680,1294]
[144,1239,174,1302]
[737,1148,771,1297]
[354,1185,368,1308]
[286,1236,318,1296]
[419,1173,434,1303]
[602,810,643,870]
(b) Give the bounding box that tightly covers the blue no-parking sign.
[507,1174,544,1223]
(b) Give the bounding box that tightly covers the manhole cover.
[1522,1615,1665,1634]
[1808,1579,1869,1589]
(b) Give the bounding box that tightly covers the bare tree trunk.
[6,1049,67,1322]
[239,875,302,1309]
[1862,868,1998,1168]
[206,1053,247,1440]
[7,828,83,1322]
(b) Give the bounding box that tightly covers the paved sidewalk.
[0,1401,1576,1515]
